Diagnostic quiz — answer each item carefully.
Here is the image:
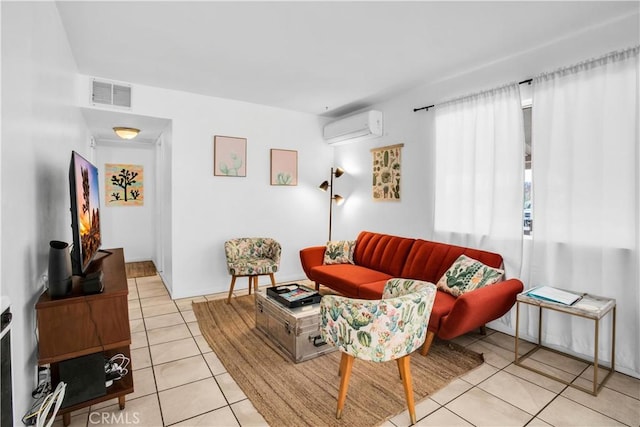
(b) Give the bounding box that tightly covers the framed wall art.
[105,163,144,206]
[371,143,403,201]
[270,149,298,186]
[214,135,247,177]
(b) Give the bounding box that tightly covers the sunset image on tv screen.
[74,155,101,268]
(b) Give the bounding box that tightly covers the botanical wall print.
[214,135,247,177]
[105,163,144,206]
[371,143,403,201]
[270,149,298,185]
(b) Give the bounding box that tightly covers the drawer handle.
[310,334,327,347]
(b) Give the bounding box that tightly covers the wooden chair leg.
[269,273,276,286]
[479,325,487,335]
[338,351,349,377]
[253,276,259,293]
[247,276,253,295]
[315,281,320,291]
[420,331,436,356]
[336,353,354,419]
[398,356,417,425]
[226,276,237,304]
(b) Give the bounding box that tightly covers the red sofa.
[300,230,523,355]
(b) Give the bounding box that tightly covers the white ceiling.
[57,1,638,119]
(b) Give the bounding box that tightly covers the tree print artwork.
[111,168,138,202]
[372,144,403,201]
[105,163,144,206]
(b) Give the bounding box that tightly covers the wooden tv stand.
[36,248,133,426]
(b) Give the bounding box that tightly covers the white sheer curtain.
[530,46,639,377]
[434,83,525,280]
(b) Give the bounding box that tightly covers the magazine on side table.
[525,285,582,305]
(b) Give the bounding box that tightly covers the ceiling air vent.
[91,79,131,109]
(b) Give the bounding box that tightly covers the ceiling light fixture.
[113,127,140,140]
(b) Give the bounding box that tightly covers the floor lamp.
[319,167,345,241]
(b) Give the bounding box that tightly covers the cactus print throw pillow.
[323,240,356,265]
[436,255,504,297]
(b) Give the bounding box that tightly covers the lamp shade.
[334,194,345,205]
[334,167,345,178]
[319,181,330,192]
[113,127,140,140]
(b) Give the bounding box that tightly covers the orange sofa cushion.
[354,231,415,276]
[428,291,457,332]
[358,279,393,299]
[310,264,391,298]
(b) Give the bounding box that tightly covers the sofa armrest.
[299,246,326,281]
[437,278,524,340]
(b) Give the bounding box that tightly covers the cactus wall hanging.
[105,163,144,206]
[214,135,247,177]
[270,149,297,186]
[371,143,403,201]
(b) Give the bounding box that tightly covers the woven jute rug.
[193,295,484,427]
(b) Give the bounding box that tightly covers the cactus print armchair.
[320,278,437,424]
[224,237,281,303]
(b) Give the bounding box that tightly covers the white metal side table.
[514,288,616,396]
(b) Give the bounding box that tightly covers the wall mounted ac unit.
[323,110,383,145]
[91,78,132,109]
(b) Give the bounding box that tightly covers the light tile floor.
[56,274,640,426]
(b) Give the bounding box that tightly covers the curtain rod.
[413,79,533,113]
[412,104,434,112]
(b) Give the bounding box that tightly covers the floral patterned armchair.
[224,237,281,303]
[320,278,437,424]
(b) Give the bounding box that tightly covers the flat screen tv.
[69,151,102,276]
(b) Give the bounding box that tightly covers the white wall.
[1,2,88,422]
[95,143,157,262]
[78,76,333,298]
